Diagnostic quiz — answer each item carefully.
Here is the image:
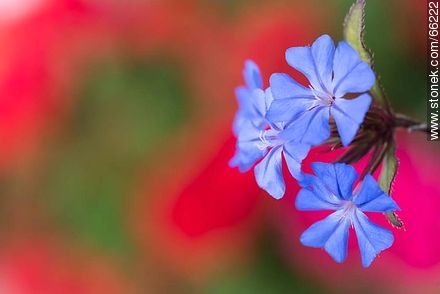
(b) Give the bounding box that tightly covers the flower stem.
[393,113,428,133]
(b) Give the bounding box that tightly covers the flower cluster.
[230,34,400,267]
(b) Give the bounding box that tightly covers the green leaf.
[378,144,403,227]
[343,0,391,111]
[378,144,397,193]
[343,0,371,64]
[344,1,401,227]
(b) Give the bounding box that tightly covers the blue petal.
[251,87,274,119]
[232,87,252,135]
[232,87,264,134]
[279,107,330,146]
[266,73,315,123]
[285,35,335,93]
[243,60,263,90]
[264,87,274,112]
[252,88,268,118]
[310,162,358,200]
[269,73,314,100]
[311,34,335,89]
[230,121,267,172]
[254,146,285,199]
[332,94,372,146]
[232,112,246,136]
[229,146,267,173]
[354,175,400,212]
[235,86,252,112]
[233,86,272,136]
[331,41,375,97]
[353,210,394,267]
[283,141,310,179]
[295,175,341,210]
[300,210,350,263]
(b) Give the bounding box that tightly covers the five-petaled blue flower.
[267,34,375,147]
[295,162,400,267]
[230,61,310,199]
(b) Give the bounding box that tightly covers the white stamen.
[309,85,334,106]
[341,201,357,221]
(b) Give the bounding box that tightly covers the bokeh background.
[0,0,435,293]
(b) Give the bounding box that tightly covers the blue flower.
[232,60,266,135]
[295,162,400,267]
[230,87,310,199]
[267,34,375,147]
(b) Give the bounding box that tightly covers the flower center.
[309,86,335,107]
[341,201,357,220]
[257,129,283,150]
